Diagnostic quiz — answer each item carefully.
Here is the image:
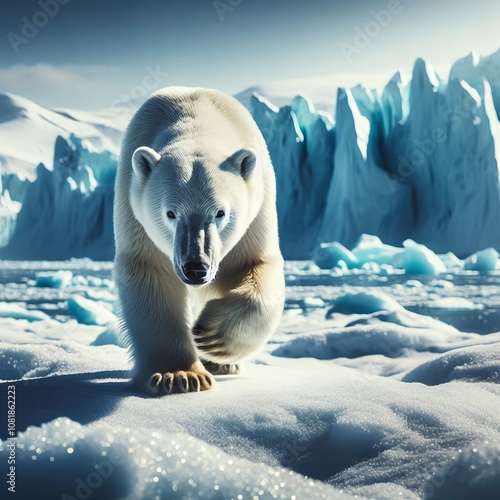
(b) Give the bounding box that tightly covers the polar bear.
[113,87,285,396]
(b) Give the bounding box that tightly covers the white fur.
[113,87,285,395]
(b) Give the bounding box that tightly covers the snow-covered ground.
[1,258,499,499]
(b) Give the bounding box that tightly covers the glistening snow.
[0,258,499,499]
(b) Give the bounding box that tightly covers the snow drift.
[1,259,500,498]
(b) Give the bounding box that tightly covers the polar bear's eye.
[215,210,225,219]
[166,211,176,219]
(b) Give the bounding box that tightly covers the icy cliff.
[0,93,120,259]
[251,50,500,258]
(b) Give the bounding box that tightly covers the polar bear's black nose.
[182,262,209,284]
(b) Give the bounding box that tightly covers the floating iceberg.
[389,239,446,275]
[67,295,116,326]
[313,241,359,269]
[463,247,499,271]
[313,235,459,274]
[35,270,73,289]
[0,302,49,322]
[326,290,404,316]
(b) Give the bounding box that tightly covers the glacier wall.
[251,51,500,259]
[1,50,499,260]
[0,135,116,260]
[251,94,335,258]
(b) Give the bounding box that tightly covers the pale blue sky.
[0,0,499,110]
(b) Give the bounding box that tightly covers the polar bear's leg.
[114,252,214,395]
[193,258,285,363]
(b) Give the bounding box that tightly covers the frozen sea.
[0,259,499,499]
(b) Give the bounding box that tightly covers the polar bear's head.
[129,145,264,286]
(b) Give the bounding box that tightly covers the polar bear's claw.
[150,373,162,389]
[163,373,174,394]
[177,371,189,393]
[187,373,200,392]
[146,369,213,396]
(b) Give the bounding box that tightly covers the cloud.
[0,64,126,109]
[0,63,119,87]
[0,63,81,86]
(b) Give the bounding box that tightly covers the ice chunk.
[71,274,88,286]
[326,291,403,316]
[351,234,402,265]
[298,261,321,272]
[67,295,115,326]
[0,302,49,322]
[312,236,460,275]
[404,279,423,288]
[380,264,396,275]
[88,276,113,288]
[313,241,358,269]
[361,262,380,273]
[302,297,326,309]
[429,297,484,310]
[429,279,454,289]
[464,247,499,271]
[438,252,462,269]
[92,324,127,348]
[336,260,349,272]
[35,270,73,289]
[390,240,446,275]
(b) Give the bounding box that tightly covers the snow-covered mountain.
[1,50,500,260]
[0,93,127,258]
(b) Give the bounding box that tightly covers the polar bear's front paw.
[146,369,213,396]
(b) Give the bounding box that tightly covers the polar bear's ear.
[226,149,257,180]
[132,147,161,182]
